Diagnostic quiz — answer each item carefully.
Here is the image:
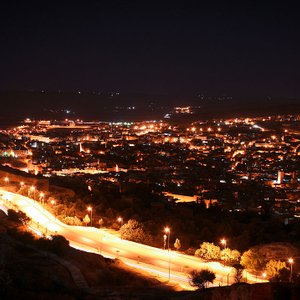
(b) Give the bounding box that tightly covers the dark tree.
[233,263,244,283]
[189,269,216,290]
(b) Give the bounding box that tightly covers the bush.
[221,248,241,265]
[240,249,265,272]
[120,219,153,245]
[232,263,244,283]
[189,269,216,290]
[7,209,30,224]
[266,260,288,281]
[49,235,70,255]
[195,242,221,260]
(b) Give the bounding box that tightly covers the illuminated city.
[0,2,299,299]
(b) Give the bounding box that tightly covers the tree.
[265,260,288,281]
[195,242,221,261]
[221,248,241,265]
[7,209,30,224]
[50,235,70,255]
[240,249,265,272]
[174,238,181,251]
[63,216,82,226]
[83,214,90,226]
[119,219,152,244]
[189,269,216,290]
[98,218,104,228]
[233,263,244,283]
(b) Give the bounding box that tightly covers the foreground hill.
[0,209,299,299]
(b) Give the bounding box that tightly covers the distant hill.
[0,90,299,125]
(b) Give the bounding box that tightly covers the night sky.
[1,1,300,98]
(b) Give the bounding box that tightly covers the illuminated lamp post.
[164,226,171,281]
[50,199,56,218]
[117,217,123,239]
[117,217,123,227]
[163,234,167,249]
[39,192,44,205]
[220,238,227,249]
[29,186,36,201]
[87,206,93,227]
[288,258,294,282]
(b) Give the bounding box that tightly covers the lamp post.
[20,181,24,188]
[220,238,227,249]
[117,217,123,227]
[288,258,294,282]
[29,186,35,202]
[164,227,171,281]
[50,199,56,218]
[4,177,9,185]
[163,234,167,249]
[117,217,123,239]
[39,192,44,206]
[87,206,93,226]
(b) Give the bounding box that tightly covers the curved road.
[0,188,266,289]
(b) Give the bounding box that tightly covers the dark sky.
[1,1,300,97]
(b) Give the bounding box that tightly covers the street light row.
[3,176,296,283]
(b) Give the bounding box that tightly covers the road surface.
[0,188,266,289]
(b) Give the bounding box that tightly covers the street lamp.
[220,238,227,249]
[117,217,123,239]
[164,227,170,250]
[117,217,123,227]
[4,177,9,184]
[29,186,35,200]
[163,234,167,249]
[50,199,56,218]
[87,206,93,227]
[39,192,44,205]
[288,258,294,282]
[262,272,267,280]
[20,181,24,187]
[164,226,171,281]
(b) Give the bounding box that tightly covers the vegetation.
[240,249,265,272]
[220,248,241,265]
[188,269,216,290]
[8,173,300,268]
[7,209,30,224]
[195,242,221,261]
[83,214,90,226]
[265,260,288,281]
[120,219,153,245]
[232,263,245,283]
[0,211,170,299]
[62,215,82,226]
[174,238,181,251]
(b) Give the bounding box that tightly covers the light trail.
[0,188,268,289]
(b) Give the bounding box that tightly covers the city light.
[87,206,93,226]
[288,258,294,282]
[220,238,227,249]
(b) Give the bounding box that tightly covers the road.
[0,188,266,289]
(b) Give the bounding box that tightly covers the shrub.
[195,242,221,260]
[189,269,216,290]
